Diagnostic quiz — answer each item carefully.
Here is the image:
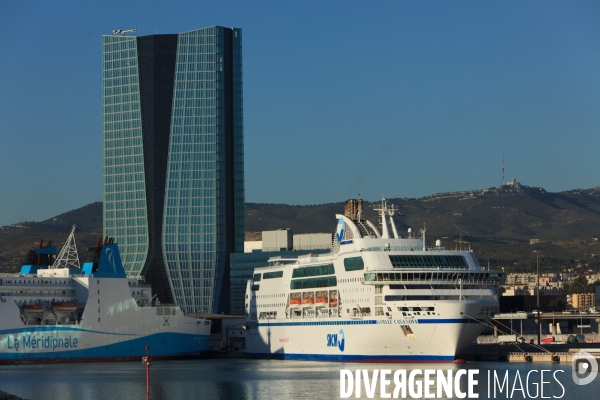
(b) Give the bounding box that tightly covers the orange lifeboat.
[302,298,314,304]
[52,301,77,312]
[22,303,44,315]
[290,298,301,305]
[316,297,328,303]
[330,299,338,307]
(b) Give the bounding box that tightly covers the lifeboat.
[52,301,77,312]
[290,298,301,305]
[330,299,338,307]
[22,303,44,315]
[316,297,328,303]
[302,298,314,304]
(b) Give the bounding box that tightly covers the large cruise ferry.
[0,227,210,363]
[245,199,503,362]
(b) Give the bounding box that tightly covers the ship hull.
[246,301,492,363]
[0,328,209,364]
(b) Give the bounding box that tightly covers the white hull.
[247,301,493,362]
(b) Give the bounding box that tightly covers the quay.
[459,342,600,363]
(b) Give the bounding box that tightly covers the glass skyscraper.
[102,27,244,314]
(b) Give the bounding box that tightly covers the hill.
[0,203,103,272]
[2,183,600,274]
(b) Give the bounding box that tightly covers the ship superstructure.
[244,199,503,362]
[0,227,210,363]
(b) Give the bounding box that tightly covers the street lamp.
[534,251,541,345]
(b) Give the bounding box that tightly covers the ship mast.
[52,225,80,269]
[373,197,398,239]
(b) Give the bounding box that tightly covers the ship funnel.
[344,199,363,221]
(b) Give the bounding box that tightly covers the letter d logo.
[573,350,598,385]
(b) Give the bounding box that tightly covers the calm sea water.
[0,359,595,399]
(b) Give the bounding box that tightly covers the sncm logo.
[327,329,345,352]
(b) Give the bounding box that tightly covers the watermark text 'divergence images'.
[340,351,598,398]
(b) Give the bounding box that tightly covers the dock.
[459,343,600,363]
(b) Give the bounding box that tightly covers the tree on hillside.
[564,276,599,294]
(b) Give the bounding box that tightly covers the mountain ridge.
[1,182,599,273]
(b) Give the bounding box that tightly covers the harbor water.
[0,359,595,399]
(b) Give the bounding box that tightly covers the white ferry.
[0,227,210,364]
[245,199,502,362]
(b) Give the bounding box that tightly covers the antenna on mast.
[502,154,504,187]
[52,225,80,269]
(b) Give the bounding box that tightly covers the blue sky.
[1,1,599,226]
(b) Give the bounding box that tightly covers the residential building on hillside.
[505,273,562,286]
[102,26,244,313]
[572,293,595,310]
[586,274,600,284]
[502,287,566,297]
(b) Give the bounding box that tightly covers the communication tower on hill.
[502,154,504,187]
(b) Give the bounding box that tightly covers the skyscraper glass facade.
[102,27,244,314]
[102,36,148,274]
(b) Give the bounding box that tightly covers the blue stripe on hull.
[0,332,209,363]
[246,353,455,363]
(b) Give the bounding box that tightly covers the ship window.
[253,273,261,282]
[389,255,467,269]
[292,264,335,278]
[344,257,364,271]
[263,271,283,279]
[290,276,337,290]
[384,295,407,301]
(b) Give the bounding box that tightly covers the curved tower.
[102,27,244,313]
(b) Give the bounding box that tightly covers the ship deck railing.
[0,280,75,287]
[362,278,501,285]
[1,273,86,280]
[0,290,75,299]
[363,271,504,285]
[362,277,501,286]
[362,245,458,252]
